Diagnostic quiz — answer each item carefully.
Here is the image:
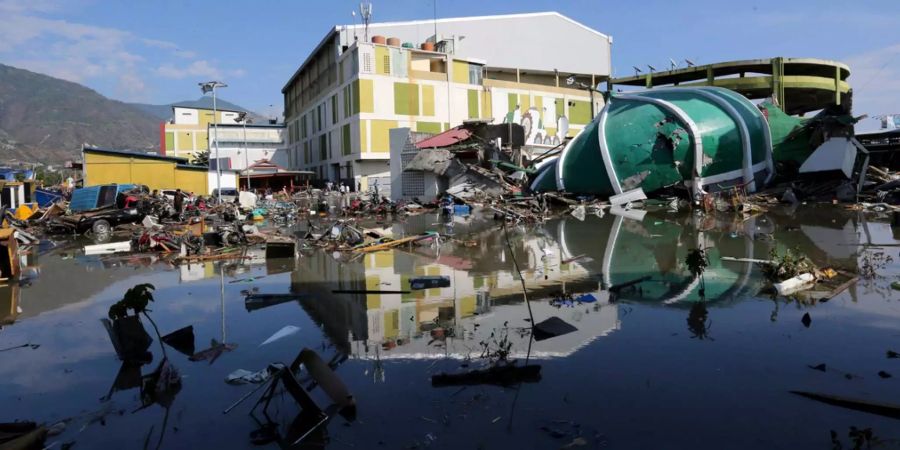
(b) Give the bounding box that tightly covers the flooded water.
[1,206,899,449]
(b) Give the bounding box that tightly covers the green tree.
[190,149,210,166]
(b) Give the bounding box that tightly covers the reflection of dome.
[555,213,765,306]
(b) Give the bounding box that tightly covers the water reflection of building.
[284,208,884,363]
[179,247,266,283]
[288,223,615,360]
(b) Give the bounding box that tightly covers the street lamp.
[566,75,599,119]
[236,111,252,191]
[199,80,227,201]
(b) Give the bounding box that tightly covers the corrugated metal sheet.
[414,127,472,149]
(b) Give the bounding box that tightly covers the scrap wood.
[352,232,437,253]
[173,251,250,264]
[821,271,859,301]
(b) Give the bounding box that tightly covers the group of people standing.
[325,181,350,194]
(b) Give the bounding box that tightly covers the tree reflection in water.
[687,301,712,340]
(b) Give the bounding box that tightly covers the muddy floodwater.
[1,205,899,449]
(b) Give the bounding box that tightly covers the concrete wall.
[207,170,239,194]
[343,12,611,78]
[389,128,440,202]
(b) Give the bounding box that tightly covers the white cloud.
[0,1,243,103]
[156,60,245,81]
[0,0,61,14]
[141,38,197,59]
[116,71,148,101]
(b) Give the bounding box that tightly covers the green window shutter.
[351,80,360,115]
[331,95,338,124]
[508,93,518,112]
[341,124,351,155]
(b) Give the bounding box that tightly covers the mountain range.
[0,63,260,163]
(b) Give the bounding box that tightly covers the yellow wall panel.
[174,169,208,195]
[452,60,469,84]
[83,152,179,191]
[359,79,374,113]
[195,130,209,150]
[416,121,442,134]
[459,295,476,317]
[369,120,397,153]
[374,252,393,268]
[520,93,531,111]
[375,46,389,75]
[359,120,369,152]
[177,132,194,151]
[422,84,435,116]
[366,275,381,309]
[481,90,492,118]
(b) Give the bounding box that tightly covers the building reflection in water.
[270,208,871,372]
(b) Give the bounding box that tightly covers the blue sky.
[1,0,898,130]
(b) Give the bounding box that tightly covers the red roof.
[415,127,472,149]
[246,159,285,171]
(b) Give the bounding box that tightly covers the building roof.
[212,122,285,129]
[83,146,190,163]
[171,97,249,113]
[283,11,611,92]
[175,164,209,171]
[346,11,609,40]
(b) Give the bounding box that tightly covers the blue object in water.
[410,276,451,290]
[453,205,471,215]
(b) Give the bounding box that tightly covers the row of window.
[287,81,360,145]
[288,123,354,169]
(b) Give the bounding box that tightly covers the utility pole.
[200,81,228,201]
[236,111,251,190]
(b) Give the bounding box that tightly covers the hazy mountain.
[0,63,161,163]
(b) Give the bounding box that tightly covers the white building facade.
[281,12,612,191]
[207,123,287,170]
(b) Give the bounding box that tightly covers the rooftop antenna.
[433,0,438,43]
[647,64,656,73]
[669,58,677,70]
[632,66,642,76]
[351,11,358,41]
[685,58,696,67]
[360,2,373,42]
